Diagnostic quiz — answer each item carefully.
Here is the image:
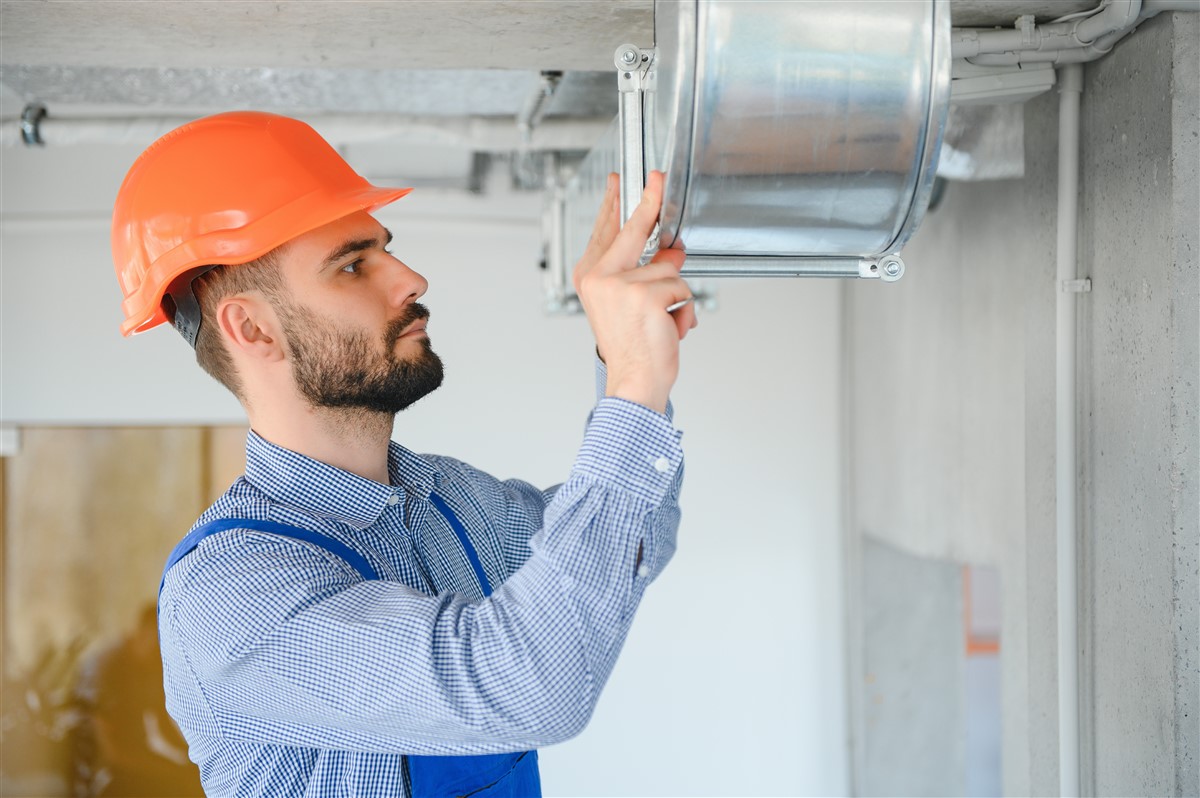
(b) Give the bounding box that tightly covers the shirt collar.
[244,430,441,530]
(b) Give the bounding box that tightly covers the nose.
[384,253,428,307]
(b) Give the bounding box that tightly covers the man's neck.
[249,404,396,485]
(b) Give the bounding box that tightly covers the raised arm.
[574,171,697,414]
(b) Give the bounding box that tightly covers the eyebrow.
[321,228,394,270]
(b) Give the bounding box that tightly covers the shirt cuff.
[594,355,607,403]
[574,397,683,505]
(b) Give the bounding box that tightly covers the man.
[113,111,695,796]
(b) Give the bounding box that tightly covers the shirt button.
[637,563,650,578]
[653,456,671,473]
[386,494,401,506]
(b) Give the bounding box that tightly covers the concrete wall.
[861,539,965,796]
[1078,12,1199,797]
[845,11,1198,796]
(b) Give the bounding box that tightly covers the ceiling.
[1,0,1094,117]
[1,2,1094,73]
[0,0,1093,188]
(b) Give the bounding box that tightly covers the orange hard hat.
[112,111,412,338]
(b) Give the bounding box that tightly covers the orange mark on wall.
[963,565,1000,657]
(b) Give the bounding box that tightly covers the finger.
[582,174,620,263]
[673,299,698,340]
[638,274,694,313]
[619,170,663,239]
[589,173,617,241]
[625,249,685,285]
[595,171,666,275]
[594,178,621,252]
[576,180,620,296]
[620,258,685,284]
[650,247,685,272]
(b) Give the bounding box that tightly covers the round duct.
[645,0,951,262]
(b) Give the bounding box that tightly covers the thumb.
[596,171,665,274]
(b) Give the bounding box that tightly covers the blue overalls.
[159,494,541,798]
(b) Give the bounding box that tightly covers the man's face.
[273,211,443,414]
[278,296,443,414]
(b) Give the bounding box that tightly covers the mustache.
[384,303,431,346]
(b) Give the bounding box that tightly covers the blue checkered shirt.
[158,362,684,796]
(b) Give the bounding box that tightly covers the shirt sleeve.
[161,396,683,756]
[464,355,679,577]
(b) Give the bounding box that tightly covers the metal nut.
[879,255,905,282]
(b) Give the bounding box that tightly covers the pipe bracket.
[20,102,47,146]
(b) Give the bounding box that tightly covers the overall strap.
[159,517,379,598]
[161,497,485,598]
[429,493,493,597]
[407,496,539,798]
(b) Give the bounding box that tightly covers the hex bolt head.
[879,256,905,281]
[620,49,638,65]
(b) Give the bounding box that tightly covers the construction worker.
[113,112,695,797]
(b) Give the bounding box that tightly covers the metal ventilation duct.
[649,0,949,263]
[554,0,951,285]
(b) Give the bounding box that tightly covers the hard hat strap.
[163,266,216,349]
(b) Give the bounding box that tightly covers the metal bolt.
[882,258,902,278]
[620,49,638,66]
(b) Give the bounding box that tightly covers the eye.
[340,259,362,275]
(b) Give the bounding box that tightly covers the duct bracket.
[615,43,655,225]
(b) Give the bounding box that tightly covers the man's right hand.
[573,171,697,414]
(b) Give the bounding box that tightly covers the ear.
[215,296,285,363]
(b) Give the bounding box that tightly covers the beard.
[278,299,444,415]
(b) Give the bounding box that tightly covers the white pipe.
[966,4,1166,66]
[951,1,1142,59]
[1075,0,1140,42]
[966,27,1130,65]
[1056,62,1083,798]
[0,113,612,151]
[957,0,1197,67]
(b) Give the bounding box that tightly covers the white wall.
[0,137,848,795]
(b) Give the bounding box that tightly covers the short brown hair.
[191,251,284,399]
